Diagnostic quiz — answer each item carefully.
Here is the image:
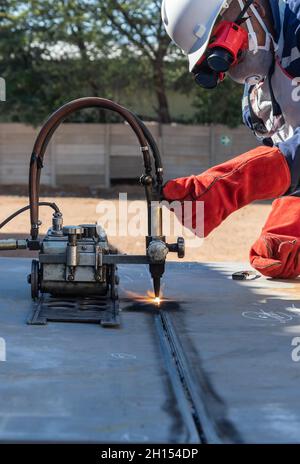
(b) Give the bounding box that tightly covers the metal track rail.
[155,312,223,444]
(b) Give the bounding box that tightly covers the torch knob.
[63,226,84,237]
[167,237,185,259]
[177,237,185,259]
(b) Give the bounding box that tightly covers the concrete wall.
[0,123,260,188]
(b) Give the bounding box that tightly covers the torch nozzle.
[153,277,161,300]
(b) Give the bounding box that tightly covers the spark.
[124,289,163,307]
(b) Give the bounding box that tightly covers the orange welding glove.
[163,146,291,237]
[250,196,300,279]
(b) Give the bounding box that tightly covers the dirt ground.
[0,186,273,263]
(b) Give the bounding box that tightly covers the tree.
[0,0,244,127]
[96,0,172,123]
[192,78,244,128]
[0,0,150,124]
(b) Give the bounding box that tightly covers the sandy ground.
[0,191,272,263]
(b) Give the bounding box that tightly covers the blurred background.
[0,0,244,126]
[0,0,269,262]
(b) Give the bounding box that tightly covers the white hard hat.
[162,0,232,71]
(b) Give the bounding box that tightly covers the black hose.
[29,97,164,240]
[0,202,60,231]
[130,111,163,185]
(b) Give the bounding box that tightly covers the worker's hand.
[162,146,290,238]
[163,176,196,202]
[250,197,300,279]
[250,234,300,279]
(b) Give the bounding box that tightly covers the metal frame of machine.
[0,97,185,326]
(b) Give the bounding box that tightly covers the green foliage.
[0,0,244,127]
[192,78,244,128]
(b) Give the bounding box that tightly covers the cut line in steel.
[154,313,201,444]
[155,311,227,444]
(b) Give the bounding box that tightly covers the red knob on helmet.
[193,20,249,89]
[208,21,249,70]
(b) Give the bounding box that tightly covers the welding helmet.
[162,0,254,89]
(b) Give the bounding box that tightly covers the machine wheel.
[30,259,40,300]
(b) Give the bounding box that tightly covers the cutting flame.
[124,289,163,306]
[147,290,162,306]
